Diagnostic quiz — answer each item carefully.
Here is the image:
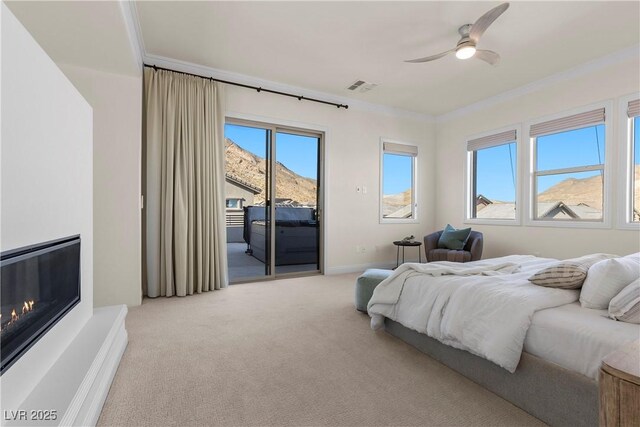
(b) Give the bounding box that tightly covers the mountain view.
[227,137,640,217]
[225,139,318,206]
[538,174,604,210]
[539,168,640,211]
[478,168,640,219]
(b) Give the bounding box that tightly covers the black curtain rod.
[144,64,348,110]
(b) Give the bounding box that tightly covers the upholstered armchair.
[424,230,483,263]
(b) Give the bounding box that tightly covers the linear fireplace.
[1,235,81,374]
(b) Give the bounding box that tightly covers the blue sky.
[536,125,605,171]
[225,124,268,158]
[476,142,517,202]
[475,123,636,202]
[276,133,318,180]
[225,124,318,179]
[383,154,412,194]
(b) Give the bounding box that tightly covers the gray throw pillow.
[528,253,617,289]
[437,224,472,250]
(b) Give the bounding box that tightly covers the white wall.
[435,56,640,259]
[0,3,93,410]
[224,86,436,272]
[59,64,142,308]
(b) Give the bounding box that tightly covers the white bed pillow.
[624,252,640,261]
[580,257,640,309]
[609,279,640,324]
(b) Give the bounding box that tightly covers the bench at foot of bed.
[355,269,393,312]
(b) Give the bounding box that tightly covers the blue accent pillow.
[438,224,472,250]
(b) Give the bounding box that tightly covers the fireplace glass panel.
[1,236,81,374]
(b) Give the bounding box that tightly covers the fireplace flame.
[1,300,36,333]
[22,300,35,314]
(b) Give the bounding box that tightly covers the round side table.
[393,240,422,268]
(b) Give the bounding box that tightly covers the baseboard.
[325,262,395,275]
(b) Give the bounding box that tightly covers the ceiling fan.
[405,2,509,66]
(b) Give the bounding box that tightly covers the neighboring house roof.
[225,173,262,194]
[385,204,413,219]
[475,195,493,206]
[475,198,603,220]
[251,200,309,207]
[476,203,516,219]
[275,198,295,205]
[564,204,602,220]
[536,202,602,219]
[537,201,579,219]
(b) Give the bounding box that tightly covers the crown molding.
[143,53,434,122]
[118,0,145,74]
[436,44,640,123]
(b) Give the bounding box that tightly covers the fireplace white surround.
[5,306,128,426]
[1,3,127,425]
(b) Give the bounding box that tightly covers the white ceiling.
[6,1,640,117]
[5,0,139,76]
[135,1,640,116]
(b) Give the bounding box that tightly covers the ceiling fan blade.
[405,49,454,63]
[475,49,501,66]
[469,2,509,42]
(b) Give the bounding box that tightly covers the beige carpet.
[98,274,544,427]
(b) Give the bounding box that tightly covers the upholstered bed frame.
[384,318,598,427]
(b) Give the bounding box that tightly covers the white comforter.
[367,255,579,372]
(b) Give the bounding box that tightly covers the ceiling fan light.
[456,45,477,60]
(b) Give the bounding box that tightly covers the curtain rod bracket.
[257,87,262,93]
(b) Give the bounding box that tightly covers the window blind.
[466,129,517,152]
[383,141,418,156]
[628,99,640,118]
[530,108,605,137]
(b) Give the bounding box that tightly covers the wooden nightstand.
[599,340,640,426]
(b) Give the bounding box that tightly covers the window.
[529,107,607,223]
[625,98,639,223]
[225,198,243,210]
[380,140,417,222]
[466,129,518,221]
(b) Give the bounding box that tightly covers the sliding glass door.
[224,124,272,281]
[274,131,321,275]
[224,120,322,283]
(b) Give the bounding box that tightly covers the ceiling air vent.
[347,80,378,93]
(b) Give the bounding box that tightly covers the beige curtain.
[144,68,228,297]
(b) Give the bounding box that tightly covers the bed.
[367,255,639,426]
